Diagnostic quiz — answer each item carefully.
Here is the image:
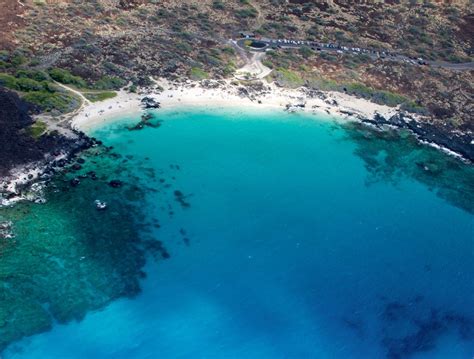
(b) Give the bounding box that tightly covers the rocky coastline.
[0,87,97,206]
[360,112,473,163]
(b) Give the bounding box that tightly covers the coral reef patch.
[0,145,169,352]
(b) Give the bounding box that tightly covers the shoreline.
[71,78,400,131]
[71,77,473,162]
[1,77,472,206]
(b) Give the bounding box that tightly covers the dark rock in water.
[86,171,98,180]
[379,297,474,359]
[94,199,108,211]
[70,178,80,187]
[173,190,191,208]
[362,112,474,162]
[108,180,123,188]
[27,174,34,179]
[72,164,82,171]
[130,122,145,131]
[55,159,67,168]
[141,96,160,109]
[128,112,162,131]
[160,248,171,259]
[76,158,86,164]
[141,113,153,122]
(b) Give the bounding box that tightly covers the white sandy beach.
[71,78,400,131]
[0,78,405,200]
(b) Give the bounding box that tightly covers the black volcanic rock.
[108,179,123,188]
[0,87,79,177]
[363,112,474,162]
[140,97,160,109]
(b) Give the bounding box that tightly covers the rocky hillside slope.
[0,0,473,148]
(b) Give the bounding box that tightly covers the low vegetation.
[0,71,79,113]
[23,91,78,112]
[273,68,304,88]
[189,67,208,80]
[83,91,117,102]
[49,68,87,88]
[0,52,123,111]
[27,120,47,138]
[0,1,471,129]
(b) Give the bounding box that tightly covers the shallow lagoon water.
[3,108,474,358]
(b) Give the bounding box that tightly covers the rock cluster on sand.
[140,97,160,109]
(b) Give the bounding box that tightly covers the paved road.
[236,38,474,71]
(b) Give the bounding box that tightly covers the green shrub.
[28,121,47,138]
[189,67,208,80]
[15,78,44,92]
[306,77,340,91]
[83,91,117,102]
[10,55,26,67]
[274,68,304,88]
[236,8,257,18]
[49,68,87,88]
[29,58,41,66]
[221,46,236,55]
[15,69,50,82]
[212,0,225,9]
[0,73,18,89]
[345,83,408,107]
[41,81,59,93]
[93,76,126,90]
[299,46,313,58]
[23,91,77,112]
[0,50,10,62]
[176,42,193,53]
[222,62,236,76]
[373,90,407,107]
[400,101,428,115]
[345,82,375,97]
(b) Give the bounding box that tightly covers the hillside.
[0,0,473,141]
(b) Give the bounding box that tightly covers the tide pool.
[3,108,474,359]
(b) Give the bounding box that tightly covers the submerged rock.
[70,178,80,187]
[108,180,123,188]
[94,199,107,210]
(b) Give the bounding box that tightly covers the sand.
[71,78,400,131]
[0,78,403,201]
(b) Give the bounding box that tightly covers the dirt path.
[234,52,272,80]
[54,81,92,106]
[250,0,264,29]
[32,82,92,138]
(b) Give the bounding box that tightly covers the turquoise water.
[3,108,474,358]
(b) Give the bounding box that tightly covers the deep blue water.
[4,108,474,358]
